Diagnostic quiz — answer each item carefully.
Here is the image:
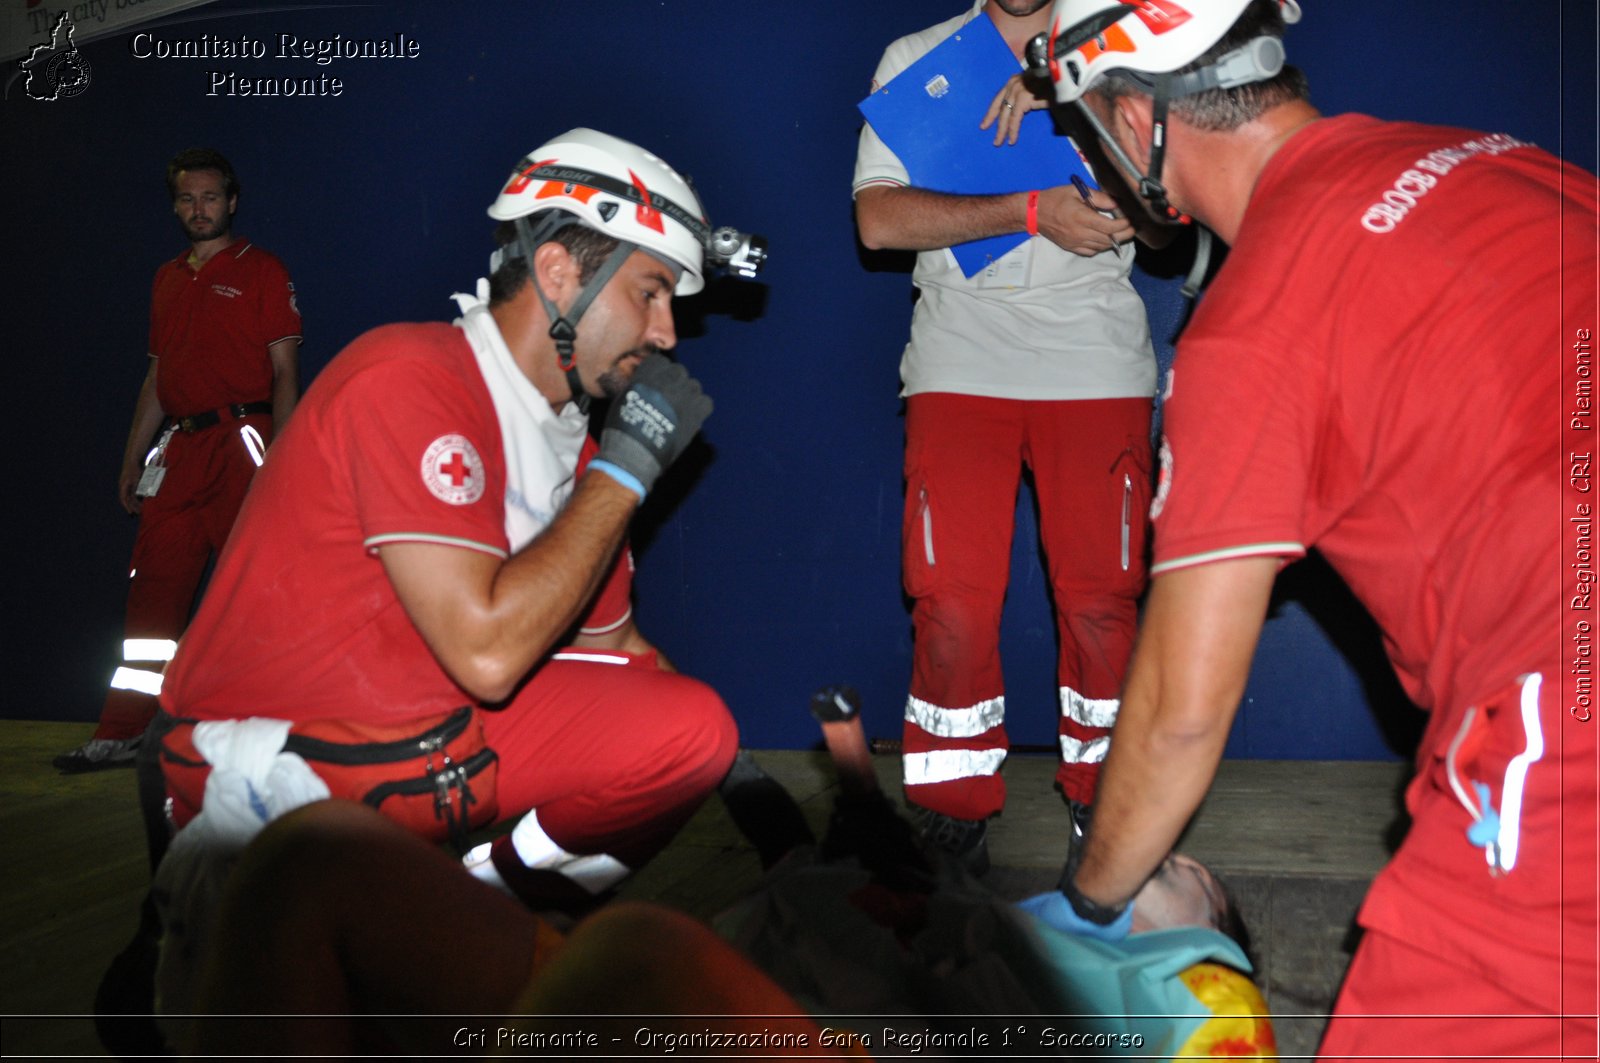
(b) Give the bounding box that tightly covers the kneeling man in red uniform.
[154,129,746,912]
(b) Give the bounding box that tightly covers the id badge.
[135,464,166,498]
[136,425,176,498]
[977,241,1032,289]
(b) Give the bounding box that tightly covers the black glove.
[589,353,712,498]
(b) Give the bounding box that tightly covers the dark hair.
[1095,0,1309,132]
[487,217,623,306]
[1208,869,1256,973]
[166,147,239,201]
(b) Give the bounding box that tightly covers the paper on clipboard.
[858,11,1093,276]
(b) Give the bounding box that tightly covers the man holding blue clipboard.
[853,0,1164,874]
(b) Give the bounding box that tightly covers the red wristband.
[1026,189,1040,236]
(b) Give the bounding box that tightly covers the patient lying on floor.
[184,708,1272,1060]
[186,793,1270,1059]
[717,688,1272,1058]
[1134,851,1244,937]
[716,777,1272,1059]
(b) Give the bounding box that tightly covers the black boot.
[93,892,171,1058]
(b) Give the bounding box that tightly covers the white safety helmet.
[1039,0,1300,103]
[485,129,724,409]
[488,127,711,296]
[1026,0,1299,223]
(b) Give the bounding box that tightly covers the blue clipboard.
[859,11,1093,276]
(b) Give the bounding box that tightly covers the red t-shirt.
[149,239,302,415]
[1152,114,1586,719]
[160,321,632,724]
[1151,115,1598,995]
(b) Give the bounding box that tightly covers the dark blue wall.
[5,1,1592,760]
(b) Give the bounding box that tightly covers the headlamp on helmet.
[707,226,768,280]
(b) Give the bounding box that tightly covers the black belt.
[175,400,272,433]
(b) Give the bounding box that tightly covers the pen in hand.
[1072,175,1119,216]
[1073,174,1123,248]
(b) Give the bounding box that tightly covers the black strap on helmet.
[507,213,636,414]
[1141,74,1180,222]
[1061,27,1287,223]
[1068,85,1183,223]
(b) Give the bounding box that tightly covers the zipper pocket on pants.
[1120,474,1131,571]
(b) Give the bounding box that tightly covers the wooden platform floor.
[0,721,1410,1059]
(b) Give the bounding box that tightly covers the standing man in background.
[854,0,1160,874]
[55,149,301,773]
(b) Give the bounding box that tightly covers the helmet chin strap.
[1072,75,1212,300]
[1067,33,1286,224]
[1062,33,1289,299]
[1071,74,1183,224]
[511,216,637,414]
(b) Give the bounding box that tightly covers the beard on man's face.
[992,0,1053,17]
[596,346,661,399]
[183,214,230,242]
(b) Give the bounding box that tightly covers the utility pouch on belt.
[161,706,499,852]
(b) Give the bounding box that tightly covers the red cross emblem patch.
[1150,437,1173,521]
[421,434,486,505]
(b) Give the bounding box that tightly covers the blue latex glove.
[1018,889,1134,943]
